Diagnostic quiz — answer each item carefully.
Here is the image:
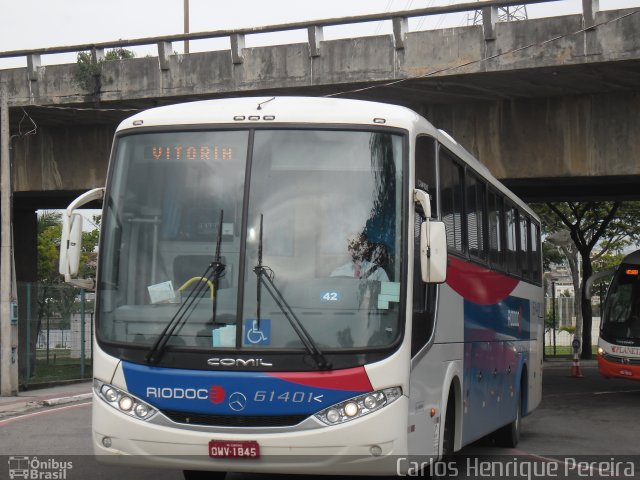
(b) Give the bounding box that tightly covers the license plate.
[209,440,260,459]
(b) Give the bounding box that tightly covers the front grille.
[162,410,309,427]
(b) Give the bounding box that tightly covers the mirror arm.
[64,187,105,217]
[413,188,431,218]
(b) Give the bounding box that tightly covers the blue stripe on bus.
[461,296,530,444]
[122,362,369,416]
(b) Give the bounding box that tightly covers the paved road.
[0,363,638,479]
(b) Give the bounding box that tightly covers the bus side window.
[505,202,519,275]
[439,150,464,252]
[519,212,530,279]
[412,136,437,356]
[531,221,541,283]
[487,189,504,270]
[466,171,487,261]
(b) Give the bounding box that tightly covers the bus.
[596,250,640,380]
[59,97,543,478]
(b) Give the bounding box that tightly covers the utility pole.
[184,0,190,54]
[1,82,18,396]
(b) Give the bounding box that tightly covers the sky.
[1,0,639,69]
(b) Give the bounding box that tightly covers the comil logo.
[207,357,273,367]
[8,456,73,479]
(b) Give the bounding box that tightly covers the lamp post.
[551,280,557,356]
[184,0,190,54]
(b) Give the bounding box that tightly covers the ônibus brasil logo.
[8,456,72,480]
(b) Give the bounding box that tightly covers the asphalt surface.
[0,360,637,479]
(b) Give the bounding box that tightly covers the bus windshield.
[98,128,404,354]
[601,265,640,345]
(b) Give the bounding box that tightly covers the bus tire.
[183,470,226,480]
[495,379,523,448]
[442,388,456,456]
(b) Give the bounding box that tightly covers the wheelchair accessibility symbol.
[243,319,271,346]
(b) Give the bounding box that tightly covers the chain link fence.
[17,282,93,389]
[544,295,600,356]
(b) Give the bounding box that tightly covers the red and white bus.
[60,97,543,478]
[597,250,640,380]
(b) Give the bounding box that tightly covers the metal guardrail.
[0,0,600,74]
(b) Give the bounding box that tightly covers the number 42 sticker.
[321,291,341,302]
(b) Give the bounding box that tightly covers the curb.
[40,393,93,407]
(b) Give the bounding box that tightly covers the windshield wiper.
[210,210,226,325]
[146,210,226,364]
[253,214,331,370]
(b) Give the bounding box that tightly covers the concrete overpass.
[1,0,640,281]
[0,0,638,203]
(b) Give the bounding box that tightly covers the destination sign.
[144,145,235,161]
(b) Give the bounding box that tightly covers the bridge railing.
[0,0,601,78]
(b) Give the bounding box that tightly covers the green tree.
[36,211,63,368]
[533,201,640,359]
[542,241,565,271]
[34,211,101,370]
[74,48,135,94]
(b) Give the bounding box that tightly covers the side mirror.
[58,187,105,290]
[59,213,83,278]
[414,188,447,284]
[420,220,447,283]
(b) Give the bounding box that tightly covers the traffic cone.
[570,351,584,378]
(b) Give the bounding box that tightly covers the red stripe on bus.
[266,367,373,391]
[447,256,519,305]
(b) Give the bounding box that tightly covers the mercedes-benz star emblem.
[228,392,247,412]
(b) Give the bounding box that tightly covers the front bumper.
[92,392,410,476]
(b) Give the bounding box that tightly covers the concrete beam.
[230,34,245,64]
[308,26,323,57]
[158,41,172,71]
[91,48,105,64]
[392,17,408,50]
[582,0,599,29]
[27,54,41,82]
[482,6,499,41]
[3,8,640,107]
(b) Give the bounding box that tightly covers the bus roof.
[117,96,427,133]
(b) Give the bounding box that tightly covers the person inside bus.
[330,232,389,282]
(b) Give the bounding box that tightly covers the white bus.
[60,97,543,478]
[596,250,640,380]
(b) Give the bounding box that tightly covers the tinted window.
[530,221,541,282]
[466,172,486,260]
[440,150,464,252]
[487,190,504,269]
[505,203,518,274]
[519,213,530,278]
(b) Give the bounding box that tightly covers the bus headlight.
[94,379,157,421]
[315,387,402,426]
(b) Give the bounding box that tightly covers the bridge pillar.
[14,208,37,387]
